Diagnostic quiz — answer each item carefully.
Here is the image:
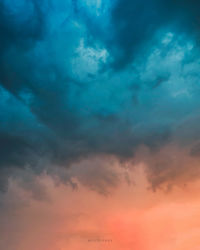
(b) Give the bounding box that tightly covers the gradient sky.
[1,0,200,249]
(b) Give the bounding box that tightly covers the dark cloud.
[107,0,162,69]
[99,0,200,70]
[0,133,33,167]
[0,0,45,53]
[1,0,200,193]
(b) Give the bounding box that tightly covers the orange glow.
[1,165,200,250]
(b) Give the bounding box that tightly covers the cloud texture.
[2,1,200,249]
[1,0,200,191]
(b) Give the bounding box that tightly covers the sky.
[1,0,200,249]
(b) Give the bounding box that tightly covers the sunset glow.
[1,163,200,249]
[1,0,200,249]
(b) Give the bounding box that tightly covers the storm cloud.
[1,0,200,192]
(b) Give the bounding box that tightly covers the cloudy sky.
[1,0,200,249]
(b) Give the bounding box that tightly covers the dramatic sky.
[1,0,200,249]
